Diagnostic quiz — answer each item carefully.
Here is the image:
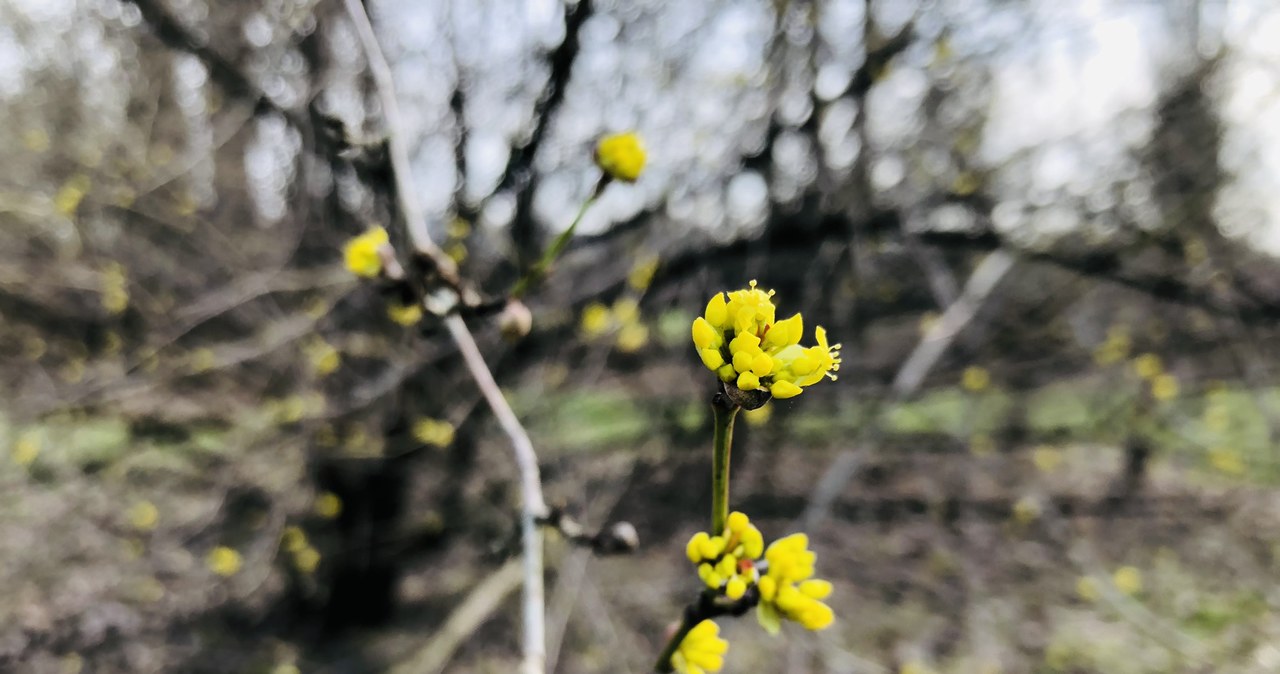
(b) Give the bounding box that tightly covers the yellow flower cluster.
[685,512,834,633]
[282,525,322,574]
[692,281,841,399]
[343,227,389,278]
[672,619,728,674]
[756,533,834,633]
[1132,352,1178,401]
[686,511,764,600]
[595,131,646,183]
[579,297,649,353]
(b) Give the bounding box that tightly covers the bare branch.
[340,2,552,672]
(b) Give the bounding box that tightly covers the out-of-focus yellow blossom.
[616,323,649,352]
[743,403,772,427]
[304,296,330,319]
[628,256,659,291]
[1032,445,1062,473]
[54,174,91,216]
[1132,353,1162,380]
[969,433,995,457]
[305,338,341,376]
[387,301,423,326]
[1012,496,1041,525]
[11,431,40,467]
[412,417,455,448]
[23,128,49,152]
[580,302,612,338]
[282,526,308,554]
[961,366,990,393]
[61,653,83,674]
[1113,566,1142,595]
[1150,373,1178,401]
[270,396,307,425]
[595,132,646,183]
[900,661,940,674]
[100,262,129,314]
[128,500,159,531]
[757,533,834,633]
[23,335,46,361]
[59,359,86,384]
[671,619,728,674]
[691,281,841,399]
[1093,325,1131,366]
[189,348,216,374]
[314,492,343,519]
[613,297,640,324]
[271,664,302,674]
[343,227,389,278]
[207,546,243,577]
[1076,576,1100,602]
[1209,446,1245,475]
[293,546,321,574]
[687,511,765,599]
[446,242,468,264]
[448,217,471,239]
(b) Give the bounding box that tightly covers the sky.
[2,0,1279,256]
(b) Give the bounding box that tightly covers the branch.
[340,2,550,672]
[891,250,1016,395]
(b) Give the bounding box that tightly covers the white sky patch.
[982,1,1158,163]
[1216,4,1280,256]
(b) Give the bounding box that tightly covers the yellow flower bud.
[687,532,710,562]
[343,227,389,278]
[594,132,646,182]
[725,577,747,600]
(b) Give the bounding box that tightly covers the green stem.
[711,396,739,535]
[652,610,697,672]
[510,195,597,299]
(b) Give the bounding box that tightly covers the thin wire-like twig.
[340,2,549,672]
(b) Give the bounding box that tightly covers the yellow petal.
[699,348,726,371]
[750,352,773,376]
[737,371,760,391]
[692,317,719,350]
[799,579,833,599]
[764,313,803,349]
[770,380,803,399]
[704,293,728,328]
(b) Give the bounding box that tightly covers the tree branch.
[340,2,551,672]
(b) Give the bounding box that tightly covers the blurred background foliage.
[4,0,1280,672]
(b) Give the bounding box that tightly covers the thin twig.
[340,3,550,672]
[444,314,549,674]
